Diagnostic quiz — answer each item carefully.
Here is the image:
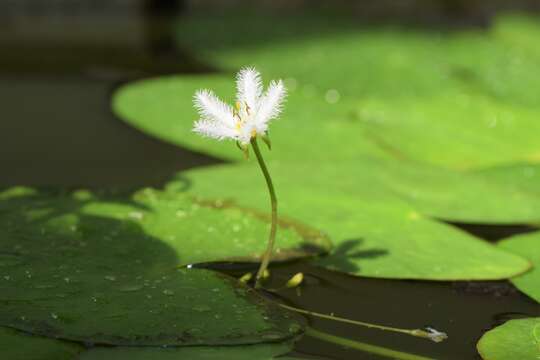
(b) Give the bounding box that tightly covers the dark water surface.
[1,48,539,360]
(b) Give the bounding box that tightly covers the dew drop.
[104,275,116,281]
[128,212,144,221]
[192,305,211,312]
[0,254,23,267]
[34,284,56,289]
[119,284,143,292]
[162,289,174,296]
[325,89,340,104]
[260,332,283,340]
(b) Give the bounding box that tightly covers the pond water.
[1,65,538,360]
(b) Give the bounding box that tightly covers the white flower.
[193,67,286,146]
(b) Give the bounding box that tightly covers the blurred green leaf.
[477,318,540,360]
[357,94,540,170]
[471,163,540,197]
[0,327,83,360]
[79,342,297,360]
[498,232,540,303]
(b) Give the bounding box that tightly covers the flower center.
[234,101,257,138]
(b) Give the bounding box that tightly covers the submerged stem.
[251,137,278,289]
[278,303,448,343]
[305,327,436,360]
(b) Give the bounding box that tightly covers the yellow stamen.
[250,129,257,138]
[235,101,242,112]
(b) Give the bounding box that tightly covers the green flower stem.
[305,327,435,360]
[278,303,447,342]
[251,137,277,289]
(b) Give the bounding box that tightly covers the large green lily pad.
[471,163,540,197]
[172,11,540,170]
[356,94,540,170]
[0,187,305,345]
[0,327,83,360]
[174,11,540,108]
[355,157,540,224]
[0,186,329,267]
[79,342,298,360]
[498,232,540,303]
[112,75,387,163]
[113,75,540,224]
[173,163,530,280]
[477,318,540,360]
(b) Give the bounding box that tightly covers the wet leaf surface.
[79,342,296,360]
[498,232,540,303]
[113,76,540,224]
[0,327,83,360]
[0,187,305,345]
[356,95,540,170]
[174,163,530,280]
[477,318,540,360]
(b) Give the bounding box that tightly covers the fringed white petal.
[193,119,237,141]
[193,89,235,127]
[255,80,286,130]
[236,67,262,110]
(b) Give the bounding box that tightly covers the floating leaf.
[477,318,540,360]
[0,188,305,345]
[357,94,540,170]
[79,342,297,360]
[498,232,540,303]
[471,163,540,197]
[113,75,540,224]
[0,187,329,268]
[112,75,387,163]
[353,158,540,224]
[175,163,530,280]
[174,11,540,109]
[0,327,83,360]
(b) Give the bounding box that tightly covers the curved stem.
[278,303,447,342]
[305,327,435,360]
[251,138,277,289]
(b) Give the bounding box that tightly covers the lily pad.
[113,76,540,224]
[112,75,387,163]
[79,342,297,360]
[174,163,530,280]
[174,11,540,109]
[498,232,540,303]
[356,94,540,170]
[0,187,305,345]
[356,157,540,224]
[0,187,329,267]
[477,318,540,360]
[0,327,83,360]
[172,11,540,170]
[471,163,540,197]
